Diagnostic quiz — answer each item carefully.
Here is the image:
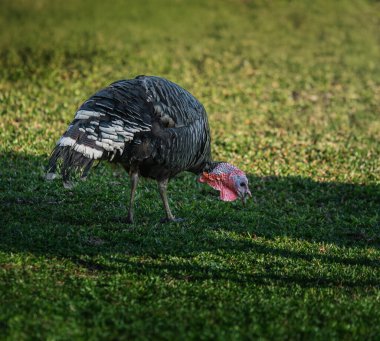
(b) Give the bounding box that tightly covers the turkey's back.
[47,76,212,182]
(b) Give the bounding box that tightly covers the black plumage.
[47,75,216,222]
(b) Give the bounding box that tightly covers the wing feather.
[50,75,211,180]
[56,79,153,160]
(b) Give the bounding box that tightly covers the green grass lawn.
[1,0,380,339]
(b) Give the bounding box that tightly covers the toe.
[160,217,185,223]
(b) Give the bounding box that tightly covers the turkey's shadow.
[1,152,380,288]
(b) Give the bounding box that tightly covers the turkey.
[46,75,251,222]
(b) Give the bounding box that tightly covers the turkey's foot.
[125,216,134,224]
[160,217,185,223]
[116,217,134,224]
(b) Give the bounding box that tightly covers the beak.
[240,189,252,206]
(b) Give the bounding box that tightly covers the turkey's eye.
[240,182,246,187]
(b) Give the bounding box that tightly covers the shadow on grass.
[108,257,380,289]
[1,152,380,288]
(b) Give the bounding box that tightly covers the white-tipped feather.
[95,140,113,151]
[58,136,103,159]
[101,132,118,139]
[99,126,117,134]
[75,114,91,120]
[57,136,76,147]
[73,143,103,159]
[117,131,134,138]
[75,110,102,119]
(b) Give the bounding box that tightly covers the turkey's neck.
[189,161,221,175]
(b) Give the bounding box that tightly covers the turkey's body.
[47,76,214,222]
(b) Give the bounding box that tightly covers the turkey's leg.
[158,179,183,222]
[126,172,139,224]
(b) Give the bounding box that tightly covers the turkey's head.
[198,162,252,205]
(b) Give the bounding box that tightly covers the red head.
[198,163,252,204]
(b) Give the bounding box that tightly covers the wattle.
[220,186,239,201]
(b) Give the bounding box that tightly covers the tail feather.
[46,120,104,185]
[46,145,95,184]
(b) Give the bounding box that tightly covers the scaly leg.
[158,179,183,223]
[126,172,139,224]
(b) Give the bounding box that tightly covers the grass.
[1,0,380,339]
